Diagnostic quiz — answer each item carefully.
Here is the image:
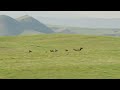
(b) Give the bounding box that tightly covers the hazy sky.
[0,11,120,19]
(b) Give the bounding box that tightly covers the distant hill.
[0,15,54,36]
[48,24,120,36]
[16,15,54,34]
[20,29,45,35]
[52,28,76,34]
[1,15,120,36]
[0,15,24,36]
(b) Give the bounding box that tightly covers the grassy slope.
[0,34,120,79]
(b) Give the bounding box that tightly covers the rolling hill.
[48,25,120,36]
[0,15,54,36]
[0,15,24,36]
[16,15,54,34]
[1,15,120,36]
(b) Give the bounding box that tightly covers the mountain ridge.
[0,15,54,36]
[16,15,54,33]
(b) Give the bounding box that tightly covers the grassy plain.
[0,34,120,79]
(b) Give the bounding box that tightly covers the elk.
[80,48,83,51]
[50,49,58,52]
[55,49,58,52]
[73,49,78,51]
[65,49,68,52]
[29,50,32,53]
[50,50,54,52]
[73,48,83,51]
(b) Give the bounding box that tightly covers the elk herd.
[29,48,83,53]
[50,48,83,52]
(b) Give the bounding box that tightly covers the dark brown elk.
[50,49,58,52]
[29,50,32,53]
[80,48,83,51]
[50,50,54,52]
[65,49,68,52]
[73,49,78,51]
[55,49,58,52]
[73,48,83,51]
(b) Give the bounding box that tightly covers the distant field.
[48,24,120,36]
[0,34,120,79]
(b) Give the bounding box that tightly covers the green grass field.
[0,34,120,79]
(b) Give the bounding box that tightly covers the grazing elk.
[80,48,83,51]
[73,48,83,51]
[65,49,68,52]
[50,50,54,52]
[73,49,77,51]
[50,49,58,52]
[55,49,58,52]
[29,50,32,53]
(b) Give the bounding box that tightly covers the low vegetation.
[0,34,120,79]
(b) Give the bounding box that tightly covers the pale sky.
[0,11,120,19]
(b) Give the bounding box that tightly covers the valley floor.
[0,34,120,79]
